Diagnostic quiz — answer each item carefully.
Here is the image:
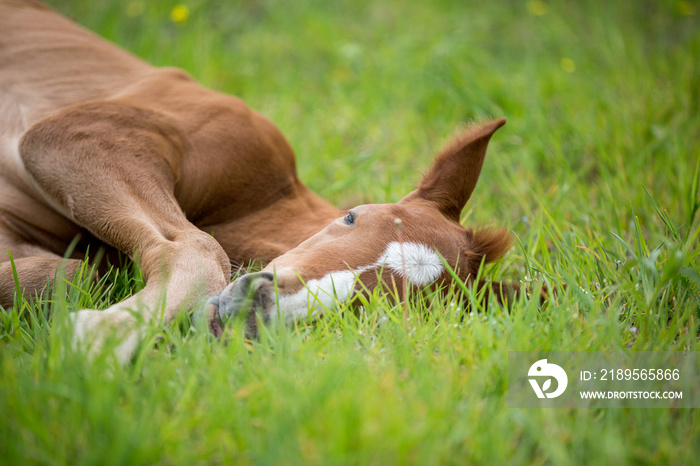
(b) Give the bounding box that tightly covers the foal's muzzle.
[212,272,276,338]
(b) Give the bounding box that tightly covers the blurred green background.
[2,0,699,464]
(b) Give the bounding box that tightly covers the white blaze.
[273,242,444,320]
[375,242,444,286]
[276,270,358,322]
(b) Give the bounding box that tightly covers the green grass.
[2,0,699,463]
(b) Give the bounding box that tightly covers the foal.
[0,1,515,361]
[211,119,514,337]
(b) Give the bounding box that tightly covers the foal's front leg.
[20,101,231,362]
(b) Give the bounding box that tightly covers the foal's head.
[213,118,511,332]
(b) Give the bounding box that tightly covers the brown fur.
[0,257,83,306]
[213,117,515,334]
[1,1,517,359]
[465,227,513,274]
[402,118,506,222]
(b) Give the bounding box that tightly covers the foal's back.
[0,0,335,264]
[0,0,151,127]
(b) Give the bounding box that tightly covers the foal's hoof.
[70,309,141,364]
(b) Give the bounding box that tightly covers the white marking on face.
[270,242,444,320]
[375,242,444,286]
[273,270,359,323]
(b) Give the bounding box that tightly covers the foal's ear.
[400,118,506,222]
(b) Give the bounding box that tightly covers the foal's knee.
[138,229,231,291]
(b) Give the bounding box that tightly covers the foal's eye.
[343,211,355,226]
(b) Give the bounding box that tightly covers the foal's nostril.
[238,274,254,292]
[240,272,273,295]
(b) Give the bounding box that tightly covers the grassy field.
[2,0,699,464]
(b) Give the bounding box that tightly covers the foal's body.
[1,0,339,259]
[1,0,512,361]
[1,0,339,351]
[1,0,338,298]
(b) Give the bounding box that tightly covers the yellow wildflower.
[527,0,547,16]
[561,58,576,73]
[170,4,189,23]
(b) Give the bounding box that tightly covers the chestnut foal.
[0,0,513,362]
[212,119,513,337]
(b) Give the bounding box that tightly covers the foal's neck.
[210,182,341,267]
